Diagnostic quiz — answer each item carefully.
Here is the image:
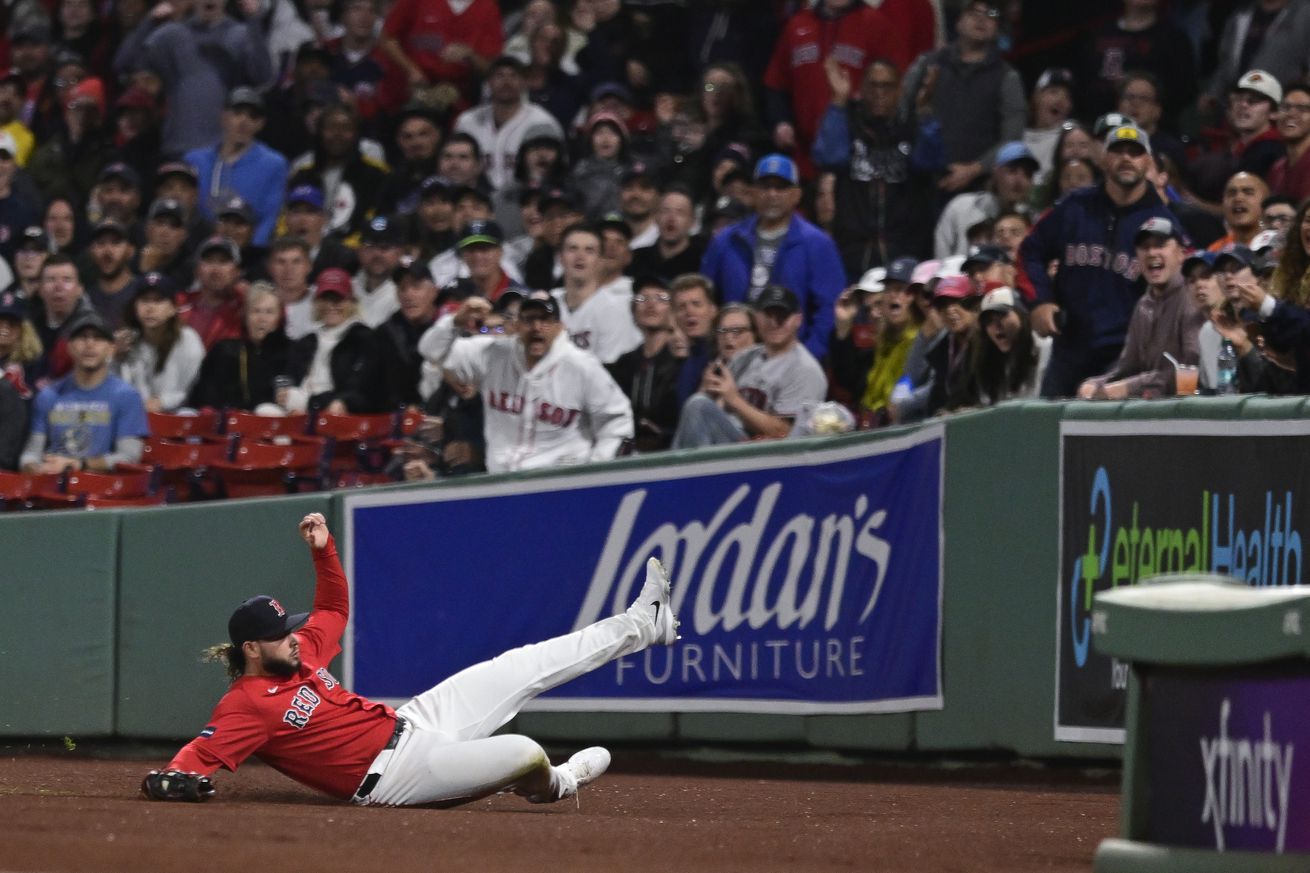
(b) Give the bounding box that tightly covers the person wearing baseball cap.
[934,141,1038,260]
[283,183,355,278]
[961,243,1015,286]
[176,235,246,350]
[448,219,521,305]
[375,248,441,410]
[83,218,140,331]
[183,84,289,246]
[845,256,921,423]
[1019,103,1177,397]
[91,162,142,226]
[350,215,403,328]
[1076,216,1205,399]
[19,308,148,475]
[278,266,380,415]
[438,285,634,472]
[671,282,826,448]
[701,153,845,360]
[116,271,205,413]
[913,274,982,415]
[969,283,1050,404]
[1191,68,1288,203]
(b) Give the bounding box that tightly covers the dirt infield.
[0,752,1119,873]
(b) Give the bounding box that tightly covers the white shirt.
[353,274,399,328]
[551,285,642,365]
[453,100,564,191]
[116,325,206,412]
[445,331,634,473]
[630,222,659,250]
[934,191,1000,260]
[282,292,317,341]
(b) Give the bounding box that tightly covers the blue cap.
[1183,250,1218,273]
[287,184,325,211]
[994,141,1039,172]
[754,154,799,186]
[886,256,919,284]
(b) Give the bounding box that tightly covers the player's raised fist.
[299,513,329,550]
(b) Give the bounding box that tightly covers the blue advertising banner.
[342,427,944,714]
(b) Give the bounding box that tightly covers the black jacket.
[606,343,681,452]
[288,322,384,413]
[188,330,292,410]
[374,310,434,411]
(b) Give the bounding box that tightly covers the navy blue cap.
[457,219,503,249]
[754,284,800,314]
[418,175,454,201]
[228,595,309,646]
[97,161,140,188]
[217,194,254,223]
[886,256,919,285]
[962,244,1012,270]
[131,271,177,300]
[1182,250,1218,273]
[392,255,433,284]
[0,289,25,320]
[1215,244,1255,269]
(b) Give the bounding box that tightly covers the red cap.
[68,77,105,114]
[314,268,353,299]
[933,275,977,300]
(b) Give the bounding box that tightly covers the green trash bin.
[1091,575,1310,872]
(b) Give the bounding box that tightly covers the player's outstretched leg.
[362,734,612,807]
[397,557,679,743]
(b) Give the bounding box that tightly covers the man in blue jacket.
[700,154,845,361]
[1018,123,1180,397]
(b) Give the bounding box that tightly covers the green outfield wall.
[4,399,1305,757]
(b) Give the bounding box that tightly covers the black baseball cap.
[754,284,800,314]
[488,54,527,74]
[392,256,433,284]
[539,187,578,213]
[91,217,130,240]
[148,198,185,224]
[226,86,265,113]
[66,311,113,341]
[457,219,503,249]
[633,274,670,293]
[198,235,241,264]
[217,194,254,223]
[16,225,47,251]
[620,160,658,186]
[962,244,1011,271]
[362,214,402,246]
[228,595,309,646]
[418,175,454,202]
[97,161,140,188]
[131,271,176,300]
[156,161,199,185]
[520,290,562,320]
[597,212,632,240]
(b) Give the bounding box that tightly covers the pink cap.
[910,259,940,287]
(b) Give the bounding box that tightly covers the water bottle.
[1216,340,1237,395]
[890,376,913,404]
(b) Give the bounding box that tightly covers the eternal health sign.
[342,427,944,714]
[1057,420,1310,743]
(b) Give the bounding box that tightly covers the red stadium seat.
[313,413,397,441]
[63,468,153,498]
[211,437,327,497]
[0,471,63,509]
[87,492,168,509]
[141,436,234,501]
[147,410,221,439]
[223,411,310,440]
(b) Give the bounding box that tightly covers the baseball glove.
[140,769,216,802]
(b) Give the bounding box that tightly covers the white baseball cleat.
[627,556,680,645]
[557,746,611,801]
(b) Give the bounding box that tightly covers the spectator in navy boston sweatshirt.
[700,154,844,360]
[113,0,274,158]
[1019,123,1178,398]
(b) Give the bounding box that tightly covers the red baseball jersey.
[167,538,397,800]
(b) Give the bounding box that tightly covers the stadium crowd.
[1,0,1309,481]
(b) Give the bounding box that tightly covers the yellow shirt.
[861,325,918,412]
[3,121,34,166]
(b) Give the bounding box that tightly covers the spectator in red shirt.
[380,0,503,104]
[763,0,895,173]
[178,236,245,350]
[1268,81,1310,202]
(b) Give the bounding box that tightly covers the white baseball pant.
[356,610,648,806]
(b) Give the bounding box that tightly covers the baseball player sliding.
[140,512,680,806]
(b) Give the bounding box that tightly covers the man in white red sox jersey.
[444,290,634,472]
[141,513,679,806]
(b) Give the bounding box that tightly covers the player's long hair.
[202,643,245,682]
